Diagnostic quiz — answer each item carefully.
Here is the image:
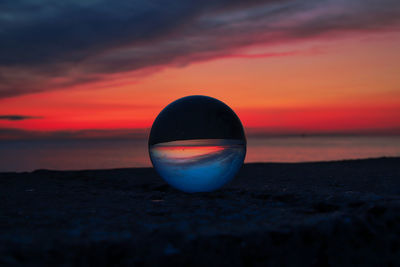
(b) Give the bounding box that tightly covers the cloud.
[0,0,399,98]
[0,115,43,121]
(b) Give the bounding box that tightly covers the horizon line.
[1,127,400,141]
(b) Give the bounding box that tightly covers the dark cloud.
[0,0,399,98]
[0,115,43,121]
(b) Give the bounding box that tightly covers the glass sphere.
[149,95,246,193]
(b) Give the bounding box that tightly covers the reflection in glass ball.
[148,95,246,193]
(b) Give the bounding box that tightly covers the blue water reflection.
[149,139,246,192]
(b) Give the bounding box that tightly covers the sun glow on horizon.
[0,32,400,138]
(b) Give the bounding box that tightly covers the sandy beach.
[1,157,399,266]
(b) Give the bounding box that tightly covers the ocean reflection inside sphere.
[148,95,246,193]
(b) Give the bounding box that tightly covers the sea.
[1,136,399,172]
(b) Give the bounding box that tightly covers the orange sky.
[1,32,399,137]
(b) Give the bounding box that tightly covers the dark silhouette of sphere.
[149,95,246,145]
[149,95,246,192]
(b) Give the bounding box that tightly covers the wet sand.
[1,157,400,266]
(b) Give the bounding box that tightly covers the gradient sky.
[0,0,399,139]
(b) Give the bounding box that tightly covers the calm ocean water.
[1,136,399,172]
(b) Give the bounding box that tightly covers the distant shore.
[1,157,399,266]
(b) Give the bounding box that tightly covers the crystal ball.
[148,95,246,193]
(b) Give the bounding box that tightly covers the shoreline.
[1,157,399,266]
[1,156,399,174]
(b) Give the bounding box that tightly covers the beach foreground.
[1,158,400,266]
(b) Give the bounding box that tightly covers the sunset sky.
[1,0,400,139]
